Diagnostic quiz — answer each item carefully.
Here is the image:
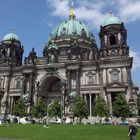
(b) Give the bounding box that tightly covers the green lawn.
[0,124,139,140]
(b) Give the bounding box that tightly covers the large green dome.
[50,16,94,41]
[103,13,122,27]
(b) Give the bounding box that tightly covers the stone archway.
[39,75,63,106]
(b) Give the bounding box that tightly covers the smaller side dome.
[3,33,20,41]
[103,12,122,27]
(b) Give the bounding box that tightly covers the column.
[99,70,104,97]
[127,69,133,100]
[67,71,71,95]
[29,73,34,115]
[9,96,12,114]
[22,74,26,96]
[106,69,108,84]
[76,70,80,96]
[107,93,112,116]
[84,94,87,103]
[121,68,123,83]
[5,75,11,117]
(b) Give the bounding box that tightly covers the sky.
[0,0,140,90]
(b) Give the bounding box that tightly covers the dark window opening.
[16,80,21,89]
[110,35,116,45]
[48,81,60,92]
[2,50,6,58]
[61,27,66,35]
[81,28,86,37]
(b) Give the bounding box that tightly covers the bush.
[137,118,140,124]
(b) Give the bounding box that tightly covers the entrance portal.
[39,76,63,106]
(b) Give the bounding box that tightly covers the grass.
[0,124,139,140]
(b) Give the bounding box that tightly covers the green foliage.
[32,97,47,118]
[13,98,26,117]
[93,96,109,117]
[72,96,88,122]
[113,94,130,119]
[48,99,61,118]
[137,93,140,116]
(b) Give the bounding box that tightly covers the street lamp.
[89,89,92,124]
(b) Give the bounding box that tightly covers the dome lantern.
[69,2,75,20]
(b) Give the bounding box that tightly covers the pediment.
[105,82,126,88]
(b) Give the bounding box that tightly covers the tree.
[113,94,130,119]
[93,96,109,117]
[13,98,26,117]
[48,99,61,118]
[72,96,88,122]
[32,97,47,118]
[137,93,140,116]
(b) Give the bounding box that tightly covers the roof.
[103,12,122,27]
[3,33,20,41]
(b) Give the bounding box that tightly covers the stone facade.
[0,12,139,117]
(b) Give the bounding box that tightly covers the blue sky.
[0,0,140,90]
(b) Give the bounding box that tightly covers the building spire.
[69,1,75,19]
[109,10,113,16]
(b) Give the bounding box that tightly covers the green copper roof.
[103,15,122,27]
[3,33,20,41]
[50,18,94,41]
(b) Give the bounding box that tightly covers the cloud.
[130,50,140,71]
[111,0,140,22]
[46,0,69,18]
[46,0,140,29]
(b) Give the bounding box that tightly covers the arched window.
[111,69,119,82]
[87,75,94,85]
[110,35,116,45]
[16,80,21,89]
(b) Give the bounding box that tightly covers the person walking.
[128,121,138,140]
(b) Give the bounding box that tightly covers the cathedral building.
[0,8,139,117]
